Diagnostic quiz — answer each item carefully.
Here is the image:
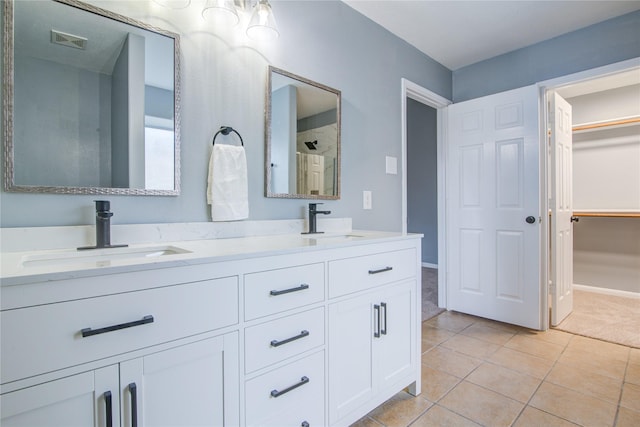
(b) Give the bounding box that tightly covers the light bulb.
[246,0,279,41]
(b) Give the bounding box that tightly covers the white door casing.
[549,92,574,326]
[446,85,542,330]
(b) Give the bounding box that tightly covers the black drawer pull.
[104,391,113,427]
[374,304,381,338]
[270,376,309,398]
[301,422,310,427]
[270,284,309,296]
[129,383,138,427]
[381,302,387,335]
[271,330,310,347]
[368,266,393,275]
[81,315,154,338]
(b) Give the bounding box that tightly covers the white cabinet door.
[328,281,416,425]
[120,333,239,427]
[0,365,120,427]
[374,280,415,391]
[328,292,375,424]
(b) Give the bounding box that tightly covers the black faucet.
[302,203,331,234]
[78,200,128,250]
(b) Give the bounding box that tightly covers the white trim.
[421,262,438,269]
[401,78,451,310]
[573,283,640,299]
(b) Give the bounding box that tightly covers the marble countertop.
[1,230,420,286]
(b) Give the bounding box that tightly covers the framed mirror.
[265,66,341,199]
[3,0,181,195]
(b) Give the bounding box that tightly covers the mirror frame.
[2,0,182,196]
[265,66,341,200]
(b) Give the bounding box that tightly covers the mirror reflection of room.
[268,67,340,199]
[11,0,177,192]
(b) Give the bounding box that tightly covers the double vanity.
[1,225,422,427]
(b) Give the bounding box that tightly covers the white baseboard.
[573,283,640,299]
[421,262,438,269]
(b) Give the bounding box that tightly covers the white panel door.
[550,92,574,326]
[447,85,541,329]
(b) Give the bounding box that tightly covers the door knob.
[571,216,580,223]
[525,216,536,224]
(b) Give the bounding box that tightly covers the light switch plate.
[363,191,372,210]
[386,156,398,175]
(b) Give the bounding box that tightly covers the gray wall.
[1,0,451,228]
[406,99,437,265]
[453,10,640,102]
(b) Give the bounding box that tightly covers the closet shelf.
[573,211,640,218]
[572,116,640,133]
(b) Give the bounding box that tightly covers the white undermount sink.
[21,245,191,268]
[301,233,364,242]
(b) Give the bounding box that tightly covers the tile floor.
[351,311,640,427]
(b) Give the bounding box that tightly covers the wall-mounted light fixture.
[155,0,279,40]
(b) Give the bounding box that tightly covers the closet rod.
[573,212,640,218]
[572,116,640,132]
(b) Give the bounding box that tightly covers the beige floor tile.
[529,382,617,427]
[421,346,482,378]
[460,323,516,345]
[350,416,384,427]
[566,335,630,363]
[546,361,623,403]
[558,348,627,380]
[424,311,477,333]
[440,334,501,359]
[616,406,640,427]
[466,362,542,403]
[504,334,565,360]
[513,406,579,427]
[439,381,524,427]
[520,328,573,346]
[421,324,455,352]
[471,317,524,333]
[411,404,480,427]
[625,362,640,386]
[488,347,555,379]
[420,364,461,402]
[629,348,640,365]
[368,391,432,427]
[620,383,640,413]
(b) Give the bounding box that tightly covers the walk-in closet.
[552,69,640,347]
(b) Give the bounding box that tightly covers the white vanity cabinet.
[1,232,421,427]
[328,248,419,426]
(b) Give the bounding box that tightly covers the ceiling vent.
[50,30,87,50]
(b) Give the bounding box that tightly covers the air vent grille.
[50,30,87,50]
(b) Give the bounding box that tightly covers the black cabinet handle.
[271,330,310,347]
[368,266,392,275]
[81,315,154,338]
[374,304,381,338]
[381,302,387,335]
[270,284,309,296]
[129,383,138,427]
[270,376,309,398]
[301,422,310,427]
[104,391,113,427]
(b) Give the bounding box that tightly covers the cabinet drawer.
[245,307,324,374]
[1,277,238,384]
[244,263,324,320]
[245,351,324,427]
[328,248,416,298]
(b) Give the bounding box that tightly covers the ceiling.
[342,1,640,70]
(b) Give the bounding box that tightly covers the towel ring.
[212,126,244,146]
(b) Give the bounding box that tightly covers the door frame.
[401,78,451,308]
[537,57,640,330]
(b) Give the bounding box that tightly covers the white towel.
[207,144,249,221]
